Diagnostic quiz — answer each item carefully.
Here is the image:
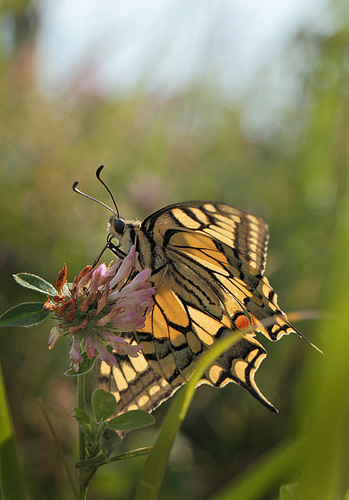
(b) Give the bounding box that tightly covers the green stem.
[77,374,88,500]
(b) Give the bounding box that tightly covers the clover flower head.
[44,246,155,372]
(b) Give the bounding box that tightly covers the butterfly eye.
[113,218,125,234]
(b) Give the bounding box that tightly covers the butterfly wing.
[96,201,297,414]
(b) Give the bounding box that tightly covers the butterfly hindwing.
[96,345,174,414]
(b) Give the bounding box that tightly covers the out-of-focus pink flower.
[44,246,155,372]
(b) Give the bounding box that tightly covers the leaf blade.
[65,352,96,376]
[108,447,152,463]
[108,410,155,431]
[0,302,50,327]
[73,408,91,425]
[92,389,117,422]
[13,273,57,296]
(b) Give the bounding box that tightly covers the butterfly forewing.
[96,201,298,415]
[142,201,269,274]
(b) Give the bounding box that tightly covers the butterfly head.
[108,215,141,252]
[109,216,126,235]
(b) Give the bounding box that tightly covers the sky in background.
[35,0,332,139]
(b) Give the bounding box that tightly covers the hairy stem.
[77,374,88,500]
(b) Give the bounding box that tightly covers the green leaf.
[64,352,96,376]
[13,273,57,296]
[101,428,121,455]
[108,447,152,463]
[80,424,94,442]
[73,408,91,425]
[0,302,50,327]
[96,421,107,442]
[74,447,153,468]
[108,410,155,432]
[62,282,71,296]
[90,418,98,436]
[92,389,117,422]
[75,451,109,468]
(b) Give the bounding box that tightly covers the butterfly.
[74,167,309,415]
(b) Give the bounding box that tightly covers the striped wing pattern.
[96,202,297,414]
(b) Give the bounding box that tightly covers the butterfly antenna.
[96,165,120,218]
[72,180,117,216]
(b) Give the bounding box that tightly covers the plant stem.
[77,374,88,500]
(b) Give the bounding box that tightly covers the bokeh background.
[0,1,348,499]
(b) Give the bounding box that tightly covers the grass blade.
[133,329,245,500]
[0,364,29,500]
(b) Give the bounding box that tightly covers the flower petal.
[99,331,128,344]
[109,287,155,311]
[85,332,96,359]
[93,339,117,367]
[70,335,83,365]
[96,281,110,315]
[56,264,67,296]
[73,266,93,295]
[48,326,61,349]
[90,263,107,294]
[110,340,143,358]
[109,310,146,331]
[101,261,121,285]
[95,310,115,327]
[79,293,95,312]
[119,268,151,294]
[109,245,136,289]
[68,320,87,335]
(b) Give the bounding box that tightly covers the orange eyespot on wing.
[234,314,253,330]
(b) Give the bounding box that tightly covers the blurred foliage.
[0,1,348,499]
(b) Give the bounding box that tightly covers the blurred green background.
[0,1,348,499]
